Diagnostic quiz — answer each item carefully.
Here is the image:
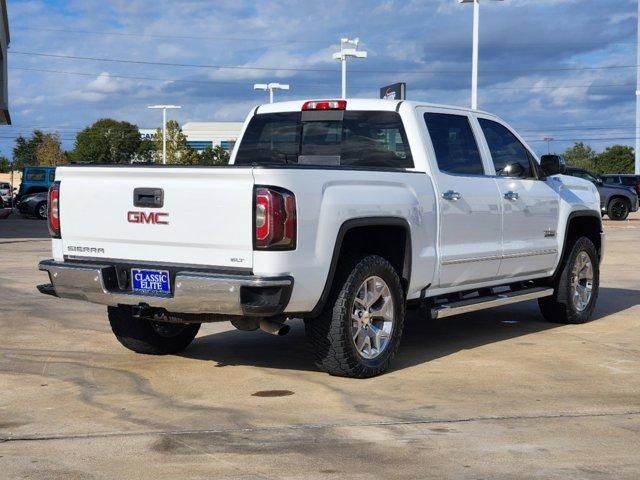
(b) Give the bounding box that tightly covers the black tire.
[538,237,599,324]
[607,197,630,221]
[108,306,200,355]
[304,254,405,378]
[35,201,48,220]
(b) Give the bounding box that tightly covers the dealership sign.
[380,83,406,100]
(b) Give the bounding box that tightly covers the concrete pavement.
[0,215,639,479]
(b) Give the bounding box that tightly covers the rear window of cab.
[235,111,414,169]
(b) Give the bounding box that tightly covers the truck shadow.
[181,287,638,374]
[0,217,50,240]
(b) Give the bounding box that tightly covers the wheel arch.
[557,210,603,276]
[607,194,631,209]
[308,217,412,317]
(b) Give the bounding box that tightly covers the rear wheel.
[607,197,630,221]
[35,201,48,220]
[538,237,599,324]
[305,254,405,378]
[108,306,200,355]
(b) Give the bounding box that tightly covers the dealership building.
[140,122,244,152]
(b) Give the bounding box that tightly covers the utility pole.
[147,105,181,165]
[253,83,290,103]
[544,137,554,155]
[636,0,640,174]
[459,0,504,110]
[332,38,367,99]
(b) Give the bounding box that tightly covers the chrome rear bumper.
[38,259,292,316]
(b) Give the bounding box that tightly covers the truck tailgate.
[56,166,255,269]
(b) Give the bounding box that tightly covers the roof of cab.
[254,98,494,116]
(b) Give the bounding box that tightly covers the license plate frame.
[131,268,171,294]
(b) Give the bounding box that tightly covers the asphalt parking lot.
[1,215,639,479]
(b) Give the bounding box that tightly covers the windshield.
[235,111,414,169]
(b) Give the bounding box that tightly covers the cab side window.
[479,119,537,179]
[424,113,485,175]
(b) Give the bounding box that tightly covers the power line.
[11,66,329,88]
[11,66,636,93]
[10,50,640,75]
[12,25,639,49]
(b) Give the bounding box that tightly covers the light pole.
[636,0,640,174]
[253,83,290,103]
[147,105,181,164]
[544,137,554,154]
[459,0,503,110]
[332,38,367,99]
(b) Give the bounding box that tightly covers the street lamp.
[332,37,367,99]
[147,105,181,165]
[459,0,504,110]
[544,137,554,154]
[253,83,290,103]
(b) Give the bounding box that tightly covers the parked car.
[0,181,12,207]
[38,99,604,378]
[564,167,639,220]
[600,174,640,196]
[16,191,48,220]
[16,166,56,201]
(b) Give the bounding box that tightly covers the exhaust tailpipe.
[259,319,290,336]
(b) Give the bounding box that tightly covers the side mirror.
[596,178,603,186]
[540,154,566,176]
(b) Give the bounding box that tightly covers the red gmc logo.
[127,211,169,225]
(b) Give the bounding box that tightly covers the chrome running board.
[431,287,554,320]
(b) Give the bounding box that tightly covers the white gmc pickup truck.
[39,99,604,378]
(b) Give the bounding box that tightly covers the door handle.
[134,188,164,208]
[504,191,519,201]
[442,190,462,201]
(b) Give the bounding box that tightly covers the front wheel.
[35,201,48,220]
[305,255,405,378]
[607,198,630,221]
[108,306,200,355]
[538,237,599,324]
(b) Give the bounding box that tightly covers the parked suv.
[565,167,638,220]
[601,174,640,196]
[39,99,604,378]
[16,166,56,201]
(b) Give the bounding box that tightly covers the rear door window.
[621,177,640,186]
[478,119,537,179]
[235,111,413,169]
[25,169,45,182]
[423,113,485,175]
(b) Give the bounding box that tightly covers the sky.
[3,0,639,158]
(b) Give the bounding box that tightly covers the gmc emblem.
[127,211,169,225]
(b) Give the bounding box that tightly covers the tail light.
[254,186,296,250]
[48,181,61,238]
[302,100,346,111]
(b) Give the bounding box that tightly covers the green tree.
[153,120,189,164]
[179,148,202,165]
[0,156,9,173]
[135,138,156,163]
[563,142,597,171]
[36,133,67,166]
[199,145,230,166]
[13,130,44,169]
[594,145,634,174]
[71,119,141,164]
